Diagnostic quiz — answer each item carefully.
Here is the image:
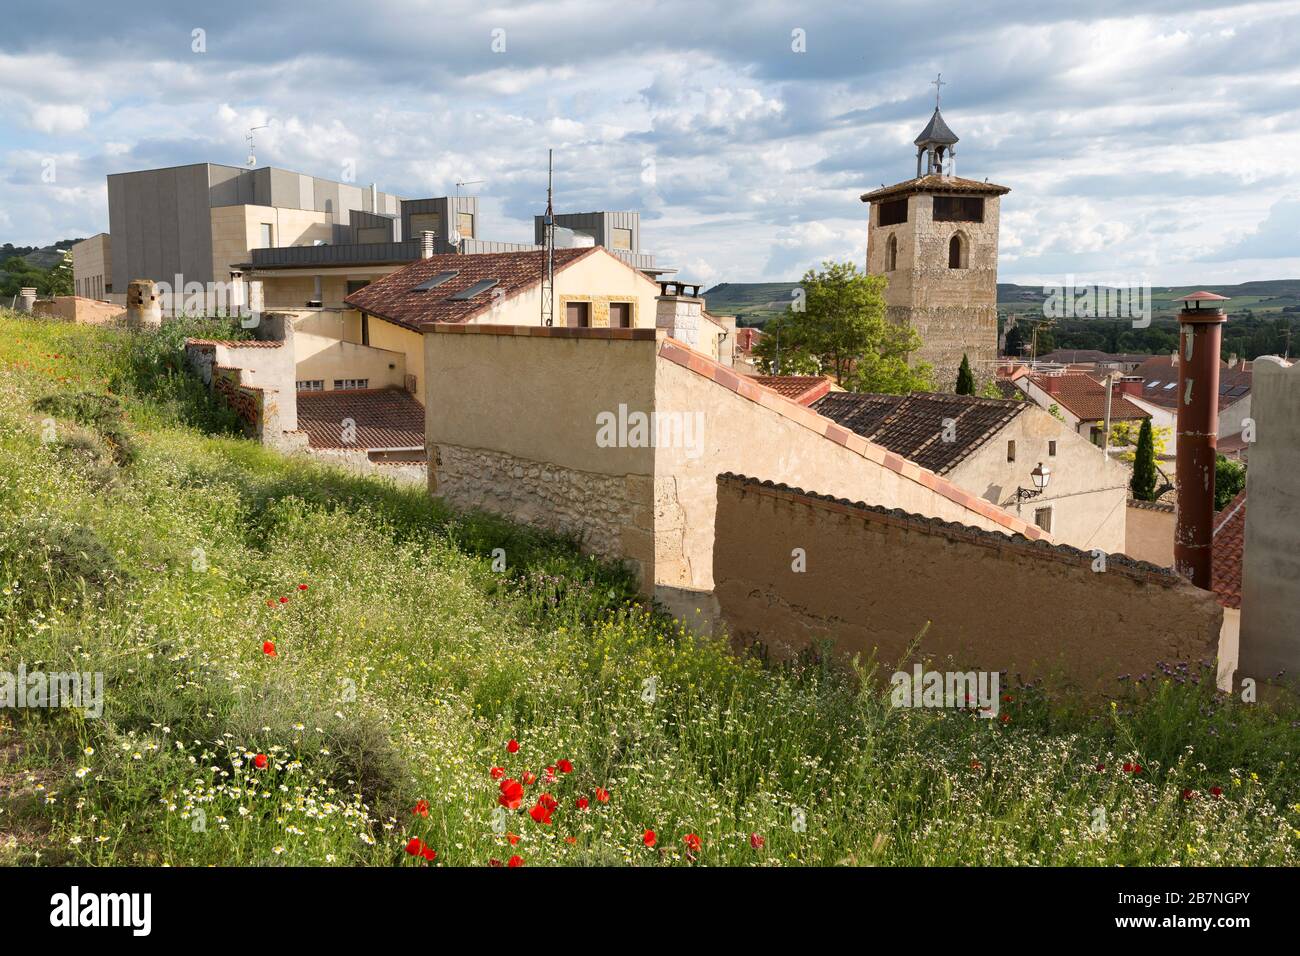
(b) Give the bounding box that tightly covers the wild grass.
[0,311,1296,867]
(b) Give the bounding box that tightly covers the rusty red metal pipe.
[1174,293,1228,589]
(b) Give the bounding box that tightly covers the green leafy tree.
[1109,420,1171,463]
[47,250,74,297]
[753,260,934,395]
[1004,320,1025,358]
[955,353,975,395]
[1215,455,1246,511]
[1130,418,1158,501]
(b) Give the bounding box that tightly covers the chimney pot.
[420,230,435,259]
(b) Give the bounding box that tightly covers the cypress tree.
[1131,418,1157,501]
[955,353,975,395]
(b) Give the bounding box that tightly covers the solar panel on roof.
[450,278,500,300]
[1163,382,1176,389]
[412,270,459,291]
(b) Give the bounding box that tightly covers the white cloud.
[29,104,89,134]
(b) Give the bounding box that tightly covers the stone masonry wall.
[870,193,1001,388]
[431,443,654,576]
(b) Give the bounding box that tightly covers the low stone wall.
[431,443,651,564]
[713,473,1223,692]
[32,296,125,325]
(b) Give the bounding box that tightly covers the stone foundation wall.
[431,443,653,575]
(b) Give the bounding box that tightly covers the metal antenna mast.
[245,124,270,168]
[541,149,555,326]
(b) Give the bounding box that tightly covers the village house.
[1013,370,1150,445]
[811,390,1130,549]
[1123,354,1254,440]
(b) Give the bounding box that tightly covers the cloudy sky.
[2,0,1298,285]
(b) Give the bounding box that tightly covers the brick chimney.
[1173,291,1228,589]
[1040,373,1062,395]
[1117,375,1143,398]
[655,280,703,349]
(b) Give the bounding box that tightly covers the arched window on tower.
[948,234,967,269]
[886,234,898,272]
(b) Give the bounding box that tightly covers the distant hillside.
[998,280,1300,321]
[705,279,1300,328]
[701,282,800,326]
[0,239,80,271]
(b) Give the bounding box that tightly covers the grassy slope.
[0,312,1297,867]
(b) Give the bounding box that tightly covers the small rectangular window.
[457,212,474,239]
[332,379,369,390]
[610,302,632,328]
[260,223,274,248]
[1034,507,1053,533]
[408,212,442,239]
[611,227,633,251]
[296,380,324,391]
[932,196,985,222]
[566,301,590,328]
[1048,440,1057,457]
[1007,439,1016,463]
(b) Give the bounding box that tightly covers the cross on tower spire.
[931,72,946,109]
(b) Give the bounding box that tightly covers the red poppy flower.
[521,771,537,786]
[564,836,577,845]
[544,766,556,782]
[490,766,506,780]
[1122,762,1143,774]
[506,739,520,754]
[538,793,558,812]
[969,760,982,770]
[422,845,436,861]
[642,829,657,848]
[529,801,553,825]
[278,596,288,604]
[498,778,524,810]
[557,759,573,773]
[298,584,308,591]
[489,858,502,867]
[507,832,520,846]
[683,833,702,854]
[262,641,277,657]
[265,600,275,608]
[1181,788,1196,801]
[999,713,1011,724]
[1095,763,1106,772]
[411,799,429,817]
[252,753,268,770]
[595,787,610,803]
[1209,786,1223,798]
[405,837,423,856]
[749,833,765,850]
[576,796,590,810]
[507,855,524,868]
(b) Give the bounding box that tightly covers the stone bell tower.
[861,77,1009,390]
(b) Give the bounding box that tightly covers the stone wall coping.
[186,338,283,348]
[420,322,658,341]
[655,336,1047,541]
[719,473,1182,586]
[1127,497,1175,513]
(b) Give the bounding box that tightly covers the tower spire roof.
[914,107,959,147]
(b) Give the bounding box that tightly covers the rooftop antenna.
[453,179,485,249]
[541,149,555,327]
[245,124,270,168]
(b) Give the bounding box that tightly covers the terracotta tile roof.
[753,375,832,405]
[1216,432,1250,461]
[1212,490,1247,609]
[343,247,597,331]
[861,174,1010,203]
[1132,355,1252,412]
[296,387,425,451]
[1029,373,1149,422]
[813,391,1029,475]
